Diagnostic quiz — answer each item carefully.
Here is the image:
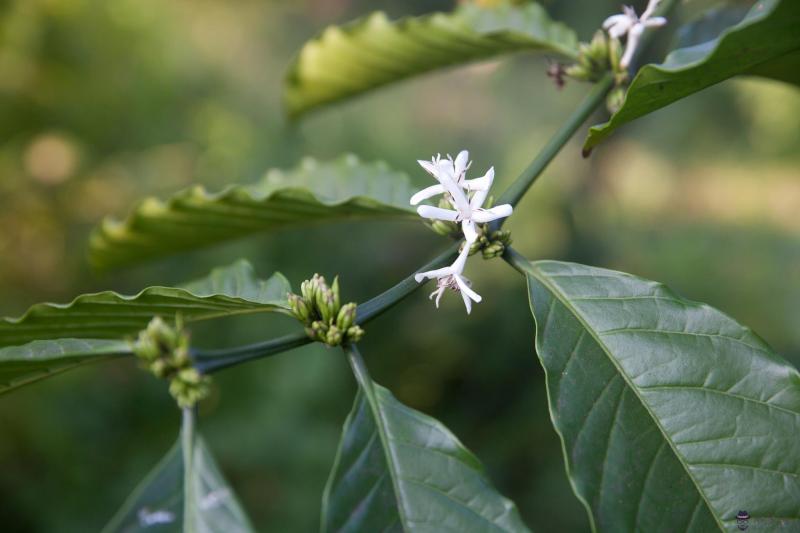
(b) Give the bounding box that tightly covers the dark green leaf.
[322,347,530,532]
[103,412,253,532]
[284,2,578,117]
[90,155,417,269]
[0,339,130,395]
[524,259,800,531]
[585,0,800,151]
[0,260,290,348]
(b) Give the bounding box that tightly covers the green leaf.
[0,339,130,395]
[523,259,800,531]
[103,412,254,532]
[322,346,530,532]
[0,260,290,348]
[584,0,800,151]
[90,155,417,269]
[284,2,578,117]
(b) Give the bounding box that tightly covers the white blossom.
[603,0,667,68]
[415,245,482,314]
[411,149,512,313]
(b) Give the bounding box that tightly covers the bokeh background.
[1,0,798,531]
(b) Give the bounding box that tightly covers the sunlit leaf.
[90,155,416,269]
[0,339,130,395]
[523,259,800,531]
[103,412,254,533]
[284,2,579,117]
[585,0,800,151]
[0,260,290,348]
[322,347,531,532]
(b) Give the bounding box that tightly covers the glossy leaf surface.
[103,415,253,532]
[524,259,800,532]
[90,155,416,269]
[0,260,290,347]
[322,347,530,532]
[285,2,578,117]
[585,0,800,151]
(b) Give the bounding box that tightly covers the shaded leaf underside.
[525,260,800,532]
[90,155,417,269]
[285,2,578,117]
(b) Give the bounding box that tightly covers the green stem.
[491,73,614,230]
[181,407,196,531]
[192,243,460,374]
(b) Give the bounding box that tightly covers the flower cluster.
[603,0,667,69]
[288,274,364,346]
[132,316,210,408]
[411,150,513,313]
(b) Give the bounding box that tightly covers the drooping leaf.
[0,260,290,348]
[103,412,254,533]
[585,0,800,151]
[90,155,417,269]
[0,339,130,395]
[523,259,800,531]
[284,2,579,117]
[322,346,530,532]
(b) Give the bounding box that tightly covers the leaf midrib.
[525,260,724,533]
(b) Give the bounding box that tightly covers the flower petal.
[469,167,495,209]
[460,290,472,314]
[453,150,470,180]
[462,220,479,244]
[450,244,471,274]
[417,205,458,221]
[644,16,667,27]
[415,265,454,283]
[620,24,644,68]
[641,0,662,20]
[455,274,482,303]
[470,204,513,223]
[418,159,440,178]
[410,184,446,205]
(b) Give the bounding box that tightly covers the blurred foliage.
[0,0,798,531]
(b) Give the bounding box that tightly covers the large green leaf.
[103,411,254,532]
[585,0,800,151]
[0,339,131,395]
[90,155,416,269]
[0,260,290,348]
[523,259,800,531]
[322,346,530,532]
[284,2,578,117]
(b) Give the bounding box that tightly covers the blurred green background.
[1,0,798,531]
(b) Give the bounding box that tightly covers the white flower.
[603,0,667,68]
[414,245,482,314]
[412,150,512,244]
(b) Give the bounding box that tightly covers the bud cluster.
[132,316,210,408]
[288,274,364,347]
[563,31,625,85]
[468,226,512,259]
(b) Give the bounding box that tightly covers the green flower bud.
[325,325,343,346]
[336,302,357,331]
[346,325,365,343]
[431,219,460,237]
[310,320,328,341]
[606,86,626,114]
[288,293,310,323]
[331,276,341,314]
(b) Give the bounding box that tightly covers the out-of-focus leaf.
[523,259,800,531]
[284,2,579,117]
[0,339,130,395]
[103,412,254,533]
[322,346,530,532]
[0,260,290,348]
[89,155,416,269]
[585,0,800,151]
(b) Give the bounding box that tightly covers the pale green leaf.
[585,0,800,151]
[0,260,290,348]
[103,415,254,532]
[285,2,579,117]
[322,347,531,532]
[89,155,417,269]
[524,259,800,532]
